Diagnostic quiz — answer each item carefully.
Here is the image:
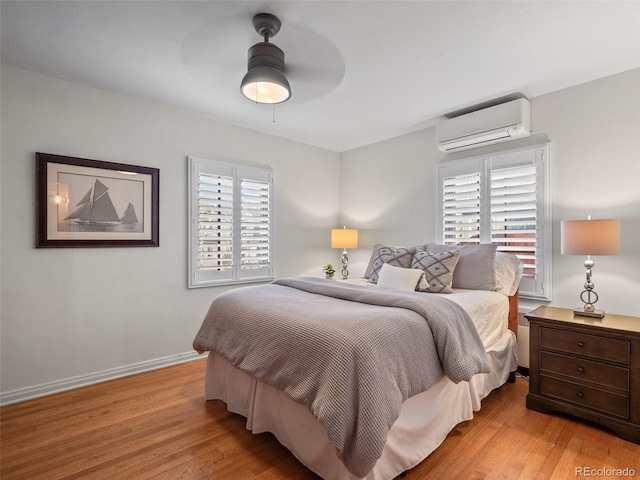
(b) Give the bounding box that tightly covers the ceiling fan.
[237,12,345,106]
[240,13,291,104]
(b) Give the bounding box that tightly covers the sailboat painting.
[57,174,144,233]
[37,152,159,247]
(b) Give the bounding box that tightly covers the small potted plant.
[323,263,336,279]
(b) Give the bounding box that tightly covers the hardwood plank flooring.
[2,359,638,479]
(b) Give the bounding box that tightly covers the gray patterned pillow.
[365,244,416,283]
[411,249,460,293]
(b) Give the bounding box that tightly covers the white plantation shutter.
[240,176,271,278]
[490,164,537,280]
[437,144,550,300]
[443,171,481,245]
[197,173,234,274]
[189,157,273,287]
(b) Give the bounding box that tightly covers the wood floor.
[2,359,639,479]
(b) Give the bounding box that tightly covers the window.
[437,144,551,300]
[188,156,274,288]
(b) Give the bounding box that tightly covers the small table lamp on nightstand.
[561,217,620,318]
[331,227,358,280]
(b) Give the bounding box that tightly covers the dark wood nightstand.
[526,306,640,444]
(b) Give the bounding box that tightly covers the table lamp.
[560,217,620,318]
[331,227,358,280]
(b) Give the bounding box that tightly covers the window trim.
[436,143,551,300]
[188,156,274,288]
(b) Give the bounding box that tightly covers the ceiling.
[2,1,639,152]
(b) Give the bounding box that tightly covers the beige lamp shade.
[560,219,620,255]
[331,228,358,249]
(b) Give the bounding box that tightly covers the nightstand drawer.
[540,351,629,391]
[540,327,630,364]
[540,375,629,419]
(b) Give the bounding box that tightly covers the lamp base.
[573,307,605,319]
[341,249,349,280]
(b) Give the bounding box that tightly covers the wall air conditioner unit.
[437,98,531,153]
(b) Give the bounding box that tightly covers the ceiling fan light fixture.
[240,13,291,104]
[241,66,291,104]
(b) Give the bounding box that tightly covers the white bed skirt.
[205,330,517,480]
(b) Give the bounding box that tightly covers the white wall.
[2,65,639,404]
[338,129,439,276]
[532,68,640,316]
[340,68,640,317]
[0,65,340,402]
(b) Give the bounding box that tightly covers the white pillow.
[494,251,523,296]
[375,263,424,292]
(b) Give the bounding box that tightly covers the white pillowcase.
[375,263,424,292]
[494,251,523,296]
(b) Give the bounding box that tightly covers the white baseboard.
[0,351,204,406]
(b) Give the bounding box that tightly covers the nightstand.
[526,306,640,444]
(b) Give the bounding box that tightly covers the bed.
[193,243,521,479]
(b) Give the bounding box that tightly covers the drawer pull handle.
[577,366,584,373]
[577,391,585,399]
[577,341,585,348]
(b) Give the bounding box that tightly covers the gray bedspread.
[193,277,490,478]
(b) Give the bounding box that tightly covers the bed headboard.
[508,290,519,337]
[507,290,519,383]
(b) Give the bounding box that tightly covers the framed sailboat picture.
[36,153,159,247]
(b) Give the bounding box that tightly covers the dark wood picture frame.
[36,152,159,247]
